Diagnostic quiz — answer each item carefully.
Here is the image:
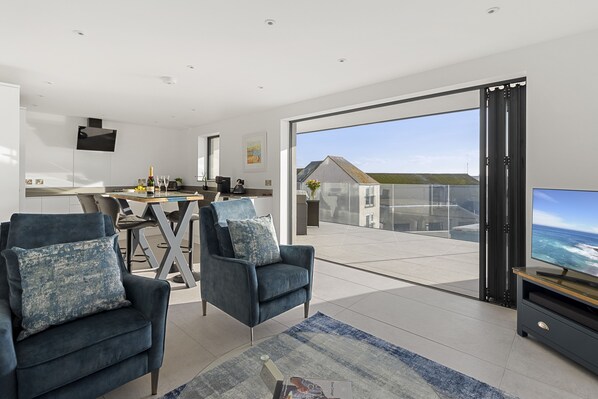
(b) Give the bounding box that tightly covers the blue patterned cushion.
[227,215,282,266]
[1,235,130,341]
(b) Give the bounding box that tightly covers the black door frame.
[480,82,527,305]
[288,77,526,302]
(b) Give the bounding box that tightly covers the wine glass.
[163,175,170,194]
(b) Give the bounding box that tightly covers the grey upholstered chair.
[76,193,99,213]
[199,199,315,343]
[94,195,158,273]
[0,213,170,398]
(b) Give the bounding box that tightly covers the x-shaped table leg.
[151,201,196,287]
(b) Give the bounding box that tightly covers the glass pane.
[208,136,220,180]
[296,106,480,298]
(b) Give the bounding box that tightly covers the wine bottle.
[146,165,155,196]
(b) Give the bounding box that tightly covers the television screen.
[532,188,598,278]
[76,126,117,152]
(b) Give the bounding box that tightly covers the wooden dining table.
[107,191,204,288]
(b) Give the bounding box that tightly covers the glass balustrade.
[298,182,479,242]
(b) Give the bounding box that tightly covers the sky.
[297,109,480,175]
[533,189,598,234]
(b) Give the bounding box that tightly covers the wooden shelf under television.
[513,267,598,306]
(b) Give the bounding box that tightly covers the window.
[207,135,220,180]
[364,186,375,207]
[366,213,375,227]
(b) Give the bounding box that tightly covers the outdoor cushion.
[15,306,151,399]
[227,214,282,266]
[2,235,130,340]
[256,263,309,301]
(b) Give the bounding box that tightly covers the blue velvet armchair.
[199,199,315,343]
[0,213,170,399]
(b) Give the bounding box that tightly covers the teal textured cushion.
[227,214,282,266]
[2,235,130,341]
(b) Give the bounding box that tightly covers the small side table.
[307,200,319,227]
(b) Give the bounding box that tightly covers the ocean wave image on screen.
[532,224,598,277]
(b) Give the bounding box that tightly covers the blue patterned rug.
[162,312,516,398]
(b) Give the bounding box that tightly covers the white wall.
[0,82,20,221]
[21,110,188,188]
[184,28,598,258]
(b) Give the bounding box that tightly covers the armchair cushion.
[227,214,282,266]
[256,263,309,301]
[15,307,151,399]
[2,235,130,341]
[210,199,256,257]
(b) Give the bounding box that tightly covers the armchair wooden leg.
[202,299,207,316]
[151,369,160,395]
[304,301,310,318]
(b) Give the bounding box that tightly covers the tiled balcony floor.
[295,222,480,297]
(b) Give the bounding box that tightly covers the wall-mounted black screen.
[76,126,117,152]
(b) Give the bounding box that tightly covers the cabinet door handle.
[537,321,550,331]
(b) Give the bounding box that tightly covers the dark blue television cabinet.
[514,268,598,375]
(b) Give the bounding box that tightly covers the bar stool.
[94,195,158,273]
[77,193,99,213]
[166,203,201,283]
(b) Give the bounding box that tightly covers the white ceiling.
[2,0,598,129]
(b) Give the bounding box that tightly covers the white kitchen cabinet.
[0,82,20,221]
[41,196,71,214]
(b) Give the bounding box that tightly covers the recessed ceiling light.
[186,65,195,70]
[72,30,85,36]
[487,7,500,14]
[160,76,177,85]
[191,108,196,112]
[45,81,54,85]
[38,94,44,97]
[257,86,264,89]
[264,19,276,26]
[338,58,347,63]
[171,115,176,118]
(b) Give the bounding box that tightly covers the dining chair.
[93,195,158,273]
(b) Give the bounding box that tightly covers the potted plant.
[305,179,321,227]
[306,179,321,200]
[197,174,209,190]
[174,177,183,190]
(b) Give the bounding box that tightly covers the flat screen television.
[76,126,117,152]
[532,188,598,282]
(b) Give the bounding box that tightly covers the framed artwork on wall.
[243,132,267,172]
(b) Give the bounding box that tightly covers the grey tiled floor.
[102,240,597,399]
[296,222,480,297]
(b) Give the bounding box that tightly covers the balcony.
[297,182,480,297]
